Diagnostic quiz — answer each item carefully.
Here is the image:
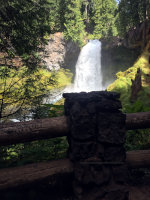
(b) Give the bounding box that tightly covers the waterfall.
[73,40,102,92]
[45,40,102,104]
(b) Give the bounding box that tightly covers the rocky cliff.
[41,32,80,73]
[101,44,140,88]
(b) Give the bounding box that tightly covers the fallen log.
[126,111,150,130]
[0,112,150,146]
[126,150,150,168]
[0,116,69,146]
[0,159,73,190]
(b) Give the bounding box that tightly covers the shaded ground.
[129,168,150,200]
[129,186,150,200]
[1,185,150,200]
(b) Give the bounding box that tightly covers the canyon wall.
[41,32,80,73]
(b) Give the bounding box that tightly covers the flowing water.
[73,40,102,92]
[45,39,102,103]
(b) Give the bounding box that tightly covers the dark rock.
[112,165,129,184]
[96,144,104,159]
[97,112,126,144]
[104,189,129,200]
[70,141,96,161]
[104,145,126,162]
[82,187,106,200]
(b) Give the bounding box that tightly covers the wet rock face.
[41,32,80,72]
[64,91,128,200]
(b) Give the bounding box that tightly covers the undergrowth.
[0,104,68,169]
[107,42,150,150]
[0,67,72,168]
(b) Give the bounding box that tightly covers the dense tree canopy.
[0,0,54,118]
[62,0,118,44]
[1,0,150,55]
[0,0,53,70]
[92,0,118,38]
[117,0,150,36]
[64,0,86,46]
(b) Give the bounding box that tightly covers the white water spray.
[73,40,102,92]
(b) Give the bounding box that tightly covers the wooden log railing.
[0,116,69,146]
[0,150,150,190]
[126,150,150,168]
[0,159,73,190]
[126,111,150,130]
[0,111,150,191]
[0,112,150,146]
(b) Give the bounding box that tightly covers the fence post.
[63,91,129,200]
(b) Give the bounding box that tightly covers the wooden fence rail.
[0,112,150,146]
[0,104,150,195]
[0,116,69,146]
[126,111,150,130]
[0,150,150,190]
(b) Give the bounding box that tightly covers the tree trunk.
[130,68,142,102]
[142,0,148,49]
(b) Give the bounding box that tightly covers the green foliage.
[0,66,72,168]
[125,129,150,150]
[64,0,86,46]
[48,0,65,32]
[0,102,68,169]
[0,0,51,65]
[117,0,150,36]
[92,0,118,39]
[0,137,68,168]
[107,42,150,150]
[0,67,72,119]
[33,104,64,119]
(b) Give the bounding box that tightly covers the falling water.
[44,40,102,104]
[73,40,102,92]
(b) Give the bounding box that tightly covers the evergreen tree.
[63,0,86,46]
[48,0,65,33]
[92,0,118,39]
[0,0,51,69]
[118,0,150,37]
[81,0,94,32]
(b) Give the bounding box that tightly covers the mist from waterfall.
[73,40,102,92]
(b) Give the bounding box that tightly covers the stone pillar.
[63,91,129,200]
